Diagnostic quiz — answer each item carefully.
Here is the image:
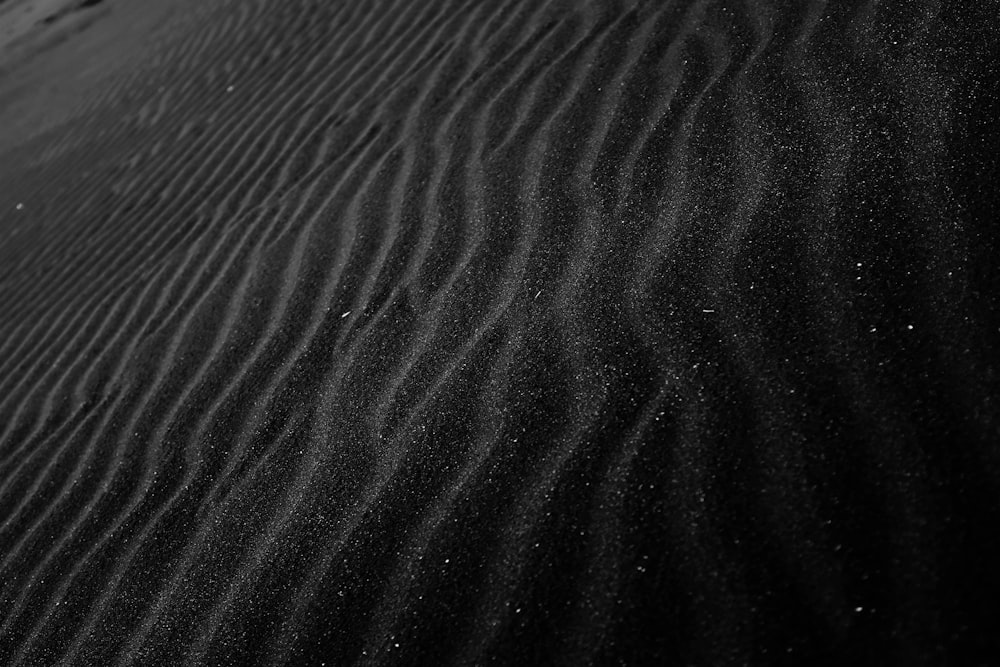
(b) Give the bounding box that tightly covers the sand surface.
[1,0,999,664]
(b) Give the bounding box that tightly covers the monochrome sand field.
[0,1,998,664]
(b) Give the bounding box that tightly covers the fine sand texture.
[1,0,999,665]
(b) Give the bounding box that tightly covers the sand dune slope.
[0,0,998,664]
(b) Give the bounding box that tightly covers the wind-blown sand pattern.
[1,0,998,664]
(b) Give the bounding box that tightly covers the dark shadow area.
[42,0,105,25]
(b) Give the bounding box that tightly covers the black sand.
[1,0,999,664]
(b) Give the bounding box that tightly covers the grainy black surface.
[0,0,998,665]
